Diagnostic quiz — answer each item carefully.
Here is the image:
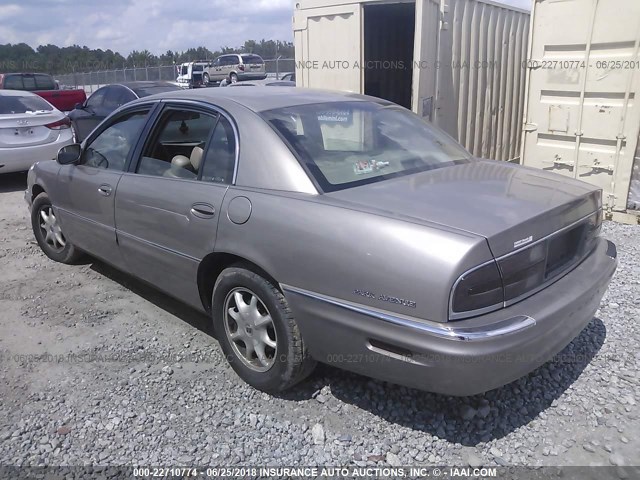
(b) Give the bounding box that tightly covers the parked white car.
[0,90,73,174]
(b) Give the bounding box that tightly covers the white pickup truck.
[176,62,208,88]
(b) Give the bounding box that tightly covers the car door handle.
[190,203,215,218]
[98,184,113,196]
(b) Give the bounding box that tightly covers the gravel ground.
[0,171,638,469]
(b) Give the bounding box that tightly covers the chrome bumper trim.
[282,285,536,342]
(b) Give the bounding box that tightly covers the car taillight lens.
[497,243,547,302]
[451,210,601,319]
[238,65,245,71]
[45,117,71,130]
[451,261,504,316]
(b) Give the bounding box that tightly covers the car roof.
[228,79,296,87]
[135,87,391,113]
[117,81,178,89]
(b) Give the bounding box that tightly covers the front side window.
[137,108,218,179]
[81,109,150,171]
[86,88,107,110]
[262,101,472,192]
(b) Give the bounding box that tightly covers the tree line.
[0,40,295,75]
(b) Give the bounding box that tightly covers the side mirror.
[57,144,82,165]
[74,103,84,110]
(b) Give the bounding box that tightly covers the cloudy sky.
[0,0,532,55]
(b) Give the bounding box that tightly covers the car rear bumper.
[283,237,617,396]
[0,133,72,174]
[238,72,268,81]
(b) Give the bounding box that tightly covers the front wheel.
[212,266,316,392]
[203,73,210,85]
[31,193,83,264]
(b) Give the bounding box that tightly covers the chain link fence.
[55,58,296,94]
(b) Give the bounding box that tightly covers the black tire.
[212,266,316,392]
[203,73,210,85]
[230,73,238,84]
[31,193,83,264]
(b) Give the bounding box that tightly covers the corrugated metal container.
[293,0,530,161]
[521,0,640,215]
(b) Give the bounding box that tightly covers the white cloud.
[0,4,22,19]
[3,0,530,56]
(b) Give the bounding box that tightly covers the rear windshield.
[133,86,181,97]
[241,55,264,65]
[2,74,55,91]
[0,94,53,114]
[262,101,472,192]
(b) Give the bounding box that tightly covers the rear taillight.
[450,261,504,318]
[451,211,601,319]
[498,243,546,302]
[45,117,71,130]
[238,65,245,71]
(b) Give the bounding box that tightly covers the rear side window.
[241,55,264,65]
[0,94,53,114]
[200,116,236,184]
[137,108,218,179]
[86,88,107,109]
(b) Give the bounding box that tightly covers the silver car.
[25,88,617,395]
[1,90,73,174]
[204,54,268,84]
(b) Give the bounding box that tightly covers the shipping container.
[521,0,640,218]
[293,0,530,161]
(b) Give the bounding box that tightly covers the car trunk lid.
[326,160,601,258]
[0,112,63,148]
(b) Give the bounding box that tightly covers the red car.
[0,73,86,112]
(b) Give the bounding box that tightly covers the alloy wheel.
[223,287,277,372]
[39,205,66,253]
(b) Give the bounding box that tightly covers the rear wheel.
[31,193,83,264]
[212,266,316,392]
